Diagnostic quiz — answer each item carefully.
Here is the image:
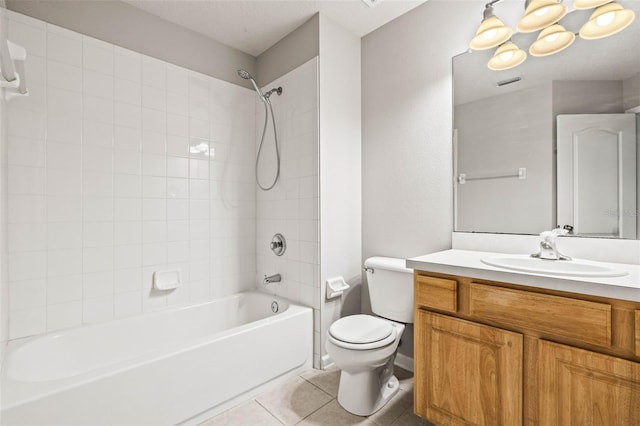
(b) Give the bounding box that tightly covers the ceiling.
[124,0,428,57]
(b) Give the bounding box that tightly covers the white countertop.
[406,249,640,302]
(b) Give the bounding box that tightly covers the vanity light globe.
[579,2,635,39]
[517,0,568,33]
[573,0,613,10]
[529,24,576,56]
[470,15,513,50]
[488,42,527,71]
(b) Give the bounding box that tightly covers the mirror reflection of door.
[557,114,637,239]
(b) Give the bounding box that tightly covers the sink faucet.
[531,228,572,261]
[263,274,281,285]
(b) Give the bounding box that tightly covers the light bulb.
[544,33,560,42]
[482,28,498,40]
[534,6,549,17]
[499,50,514,61]
[596,11,615,26]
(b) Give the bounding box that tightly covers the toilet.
[326,256,413,416]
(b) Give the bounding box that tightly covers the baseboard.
[394,353,414,372]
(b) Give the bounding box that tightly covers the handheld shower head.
[237,69,266,102]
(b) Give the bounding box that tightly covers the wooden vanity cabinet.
[414,270,640,426]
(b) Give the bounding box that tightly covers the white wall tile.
[114,126,142,152]
[8,166,45,195]
[115,102,142,129]
[8,137,46,167]
[6,18,260,339]
[114,268,141,293]
[47,249,82,277]
[83,39,114,74]
[47,61,82,92]
[10,307,46,338]
[48,196,82,222]
[47,275,82,304]
[83,198,114,222]
[114,245,142,270]
[83,120,114,147]
[142,85,166,111]
[114,198,142,222]
[47,301,82,331]
[47,143,81,170]
[84,96,114,124]
[83,295,114,324]
[82,172,113,197]
[115,79,142,106]
[83,70,114,99]
[8,223,47,252]
[114,47,141,83]
[142,199,167,221]
[83,222,114,247]
[115,222,142,245]
[83,271,114,299]
[9,279,46,311]
[48,222,82,250]
[114,291,142,318]
[83,146,113,172]
[83,247,114,273]
[9,195,46,223]
[142,56,166,89]
[47,31,82,67]
[114,149,141,174]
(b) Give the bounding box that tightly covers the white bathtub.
[1,291,313,425]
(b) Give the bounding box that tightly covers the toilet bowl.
[326,257,413,417]
[326,314,405,416]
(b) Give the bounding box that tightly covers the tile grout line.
[252,399,287,426]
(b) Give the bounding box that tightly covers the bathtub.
[1,291,313,425]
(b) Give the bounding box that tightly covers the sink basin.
[481,255,628,278]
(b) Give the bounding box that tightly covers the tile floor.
[200,367,434,426]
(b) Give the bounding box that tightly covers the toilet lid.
[329,315,394,344]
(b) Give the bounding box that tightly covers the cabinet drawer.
[415,275,457,313]
[469,283,611,347]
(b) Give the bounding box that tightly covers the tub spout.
[263,274,281,285]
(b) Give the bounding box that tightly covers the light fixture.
[517,0,568,33]
[579,2,635,39]
[488,41,528,70]
[573,0,613,10]
[529,24,576,56]
[470,5,513,50]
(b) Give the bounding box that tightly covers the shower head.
[237,69,266,102]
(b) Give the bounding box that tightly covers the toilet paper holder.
[326,276,350,300]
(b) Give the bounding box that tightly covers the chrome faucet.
[263,274,281,285]
[531,228,572,261]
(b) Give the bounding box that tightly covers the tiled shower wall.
[5,11,256,339]
[255,58,321,367]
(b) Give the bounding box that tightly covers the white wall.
[5,11,256,339]
[318,15,361,368]
[255,57,321,368]
[361,0,477,361]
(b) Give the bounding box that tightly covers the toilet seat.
[328,315,397,350]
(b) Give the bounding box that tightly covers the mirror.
[454,3,640,239]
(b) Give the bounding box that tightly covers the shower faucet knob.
[270,233,286,256]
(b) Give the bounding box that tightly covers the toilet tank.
[365,256,414,323]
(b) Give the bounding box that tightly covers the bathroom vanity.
[408,250,640,426]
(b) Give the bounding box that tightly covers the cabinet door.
[539,340,640,425]
[415,310,523,425]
